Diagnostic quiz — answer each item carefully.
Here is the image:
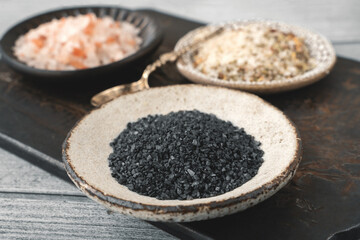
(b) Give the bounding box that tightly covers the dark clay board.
[0,9,359,240]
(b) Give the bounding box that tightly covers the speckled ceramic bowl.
[175,20,336,94]
[62,84,302,222]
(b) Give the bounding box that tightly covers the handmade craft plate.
[0,6,162,81]
[175,20,336,94]
[63,85,301,222]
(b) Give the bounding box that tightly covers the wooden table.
[1,1,359,239]
[0,148,175,239]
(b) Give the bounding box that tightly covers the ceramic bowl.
[62,84,302,222]
[175,20,336,94]
[0,6,163,81]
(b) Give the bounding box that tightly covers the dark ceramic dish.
[0,6,163,81]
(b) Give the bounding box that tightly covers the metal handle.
[90,51,178,108]
[91,77,149,107]
[90,26,224,108]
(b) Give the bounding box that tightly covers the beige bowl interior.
[175,20,336,93]
[63,84,301,221]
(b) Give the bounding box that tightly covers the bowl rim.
[0,5,163,76]
[62,84,302,221]
[175,20,336,94]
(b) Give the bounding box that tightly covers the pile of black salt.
[108,110,264,200]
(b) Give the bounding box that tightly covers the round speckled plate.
[62,84,302,222]
[175,20,336,94]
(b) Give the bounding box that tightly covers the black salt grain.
[108,110,264,200]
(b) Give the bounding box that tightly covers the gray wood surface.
[0,1,359,239]
[0,0,360,60]
[0,148,78,196]
[0,148,175,240]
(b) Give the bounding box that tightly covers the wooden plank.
[334,43,360,61]
[0,193,175,240]
[182,57,360,239]
[0,4,359,239]
[0,148,176,240]
[0,0,359,43]
[1,1,360,60]
[0,147,79,195]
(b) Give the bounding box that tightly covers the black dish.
[0,6,163,82]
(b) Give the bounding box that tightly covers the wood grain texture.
[0,0,359,60]
[182,57,360,240]
[0,147,78,195]
[0,3,358,239]
[0,9,359,239]
[334,43,360,61]
[0,195,175,240]
[0,149,176,240]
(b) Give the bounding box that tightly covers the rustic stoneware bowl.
[62,84,302,222]
[175,20,336,94]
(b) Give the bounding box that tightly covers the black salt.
[108,110,264,200]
